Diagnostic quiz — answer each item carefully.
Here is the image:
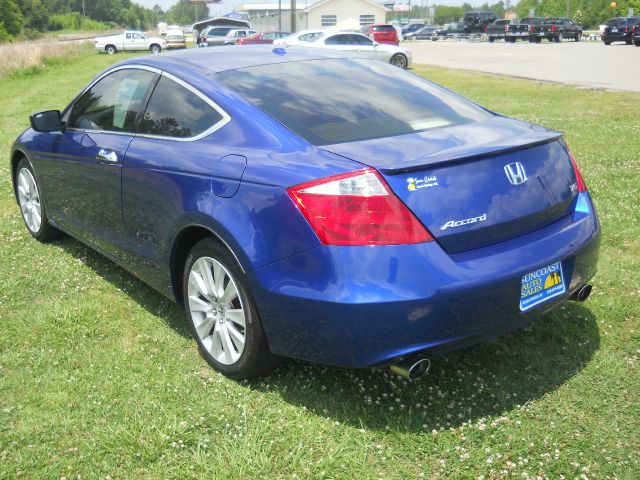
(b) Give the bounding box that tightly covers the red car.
[236,31,292,45]
[360,24,400,45]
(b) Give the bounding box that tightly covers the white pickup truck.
[95,31,168,54]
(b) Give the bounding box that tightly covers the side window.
[237,31,247,38]
[352,35,373,45]
[262,33,275,40]
[68,69,156,133]
[126,33,132,39]
[325,35,347,45]
[133,33,144,40]
[138,76,224,139]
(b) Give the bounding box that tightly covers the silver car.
[199,27,256,47]
[309,33,412,68]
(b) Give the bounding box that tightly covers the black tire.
[105,45,117,54]
[576,32,582,42]
[625,40,632,45]
[555,33,563,43]
[604,40,611,46]
[150,44,161,54]
[14,158,60,242]
[182,238,278,379]
[390,53,408,69]
[488,37,495,43]
[635,41,640,47]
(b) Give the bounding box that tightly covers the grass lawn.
[0,51,638,479]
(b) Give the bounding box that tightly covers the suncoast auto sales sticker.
[519,261,566,311]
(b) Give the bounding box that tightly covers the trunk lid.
[322,117,578,253]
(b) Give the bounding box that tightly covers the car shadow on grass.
[55,235,599,434]
[249,303,599,433]
[55,235,190,338]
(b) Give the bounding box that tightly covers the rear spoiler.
[378,130,563,174]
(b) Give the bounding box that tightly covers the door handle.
[96,149,118,163]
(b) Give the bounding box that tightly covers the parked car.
[433,22,467,40]
[310,33,411,68]
[94,30,167,54]
[529,17,582,43]
[601,17,640,45]
[273,29,325,46]
[197,27,256,47]
[486,19,514,43]
[237,31,291,45]
[504,17,545,42]
[401,22,426,39]
[463,11,497,34]
[361,24,400,45]
[165,28,186,49]
[634,24,640,46]
[404,26,437,41]
[12,46,599,380]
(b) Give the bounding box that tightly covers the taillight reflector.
[287,169,433,246]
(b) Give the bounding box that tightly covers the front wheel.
[183,238,278,379]
[150,44,161,54]
[105,45,117,54]
[604,40,611,45]
[390,53,408,69]
[14,159,60,242]
[576,32,582,42]
[634,41,640,47]
[555,33,563,43]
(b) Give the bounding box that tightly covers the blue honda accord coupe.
[11,46,600,380]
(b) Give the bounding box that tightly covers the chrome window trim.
[65,64,231,143]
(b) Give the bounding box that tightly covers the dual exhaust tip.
[389,284,593,381]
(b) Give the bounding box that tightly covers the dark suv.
[601,17,640,45]
[463,12,498,34]
[634,24,640,46]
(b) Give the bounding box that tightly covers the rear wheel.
[604,40,611,45]
[576,32,582,42]
[488,37,495,43]
[555,33,563,43]
[183,238,278,379]
[150,44,161,54]
[105,45,116,54]
[625,39,632,45]
[635,40,640,47]
[15,158,60,242]
[390,53,408,69]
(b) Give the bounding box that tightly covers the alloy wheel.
[187,256,246,365]
[17,168,42,233]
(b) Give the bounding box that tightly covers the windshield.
[216,58,493,146]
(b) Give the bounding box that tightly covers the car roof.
[117,45,358,75]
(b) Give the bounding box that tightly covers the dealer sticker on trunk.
[519,261,566,311]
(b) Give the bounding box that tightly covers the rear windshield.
[607,18,626,26]
[216,59,492,146]
[373,25,395,31]
[522,18,543,25]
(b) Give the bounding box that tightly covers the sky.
[134,0,488,16]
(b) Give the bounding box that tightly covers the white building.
[237,0,388,32]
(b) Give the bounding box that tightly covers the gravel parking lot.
[407,40,640,92]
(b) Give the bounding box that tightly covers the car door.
[131,32,147,50]
[121,74,231,290]
[41,67,158,256]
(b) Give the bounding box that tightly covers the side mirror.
[30,110,63,132]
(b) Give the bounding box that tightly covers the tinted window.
[373,25,395,31]
[351,34,373,45]
[216,59,492,146]
[262,32,275,40]
[325,34,350,45]
[138,77,223,138]
[68,69,156,132]
[607,18,626,26]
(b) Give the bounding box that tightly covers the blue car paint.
[11,46,600,368]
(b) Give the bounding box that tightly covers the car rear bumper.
[249,193,600,368]
[601,33,631,42]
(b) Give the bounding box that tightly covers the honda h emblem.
[504,162,527,186]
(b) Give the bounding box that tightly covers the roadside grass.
[0,51,638,479]
[0,39,93,79]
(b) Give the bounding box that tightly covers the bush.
[47,13,111,32]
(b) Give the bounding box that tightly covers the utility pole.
[291,0,297,33]
[566,0,570,17]
[278,0,282,31]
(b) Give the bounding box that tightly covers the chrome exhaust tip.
[573,284,593,302]
[390,358,431,381]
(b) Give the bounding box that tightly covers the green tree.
[167,0,201,25]
[0,0,24,38]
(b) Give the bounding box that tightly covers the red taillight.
[287,169,433,246]
[551,25,557,32]
[505,24,509,32]
[566,144,587,192]
[529,25,534,33]
[484,24,488,33]
[624,25,628,33]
